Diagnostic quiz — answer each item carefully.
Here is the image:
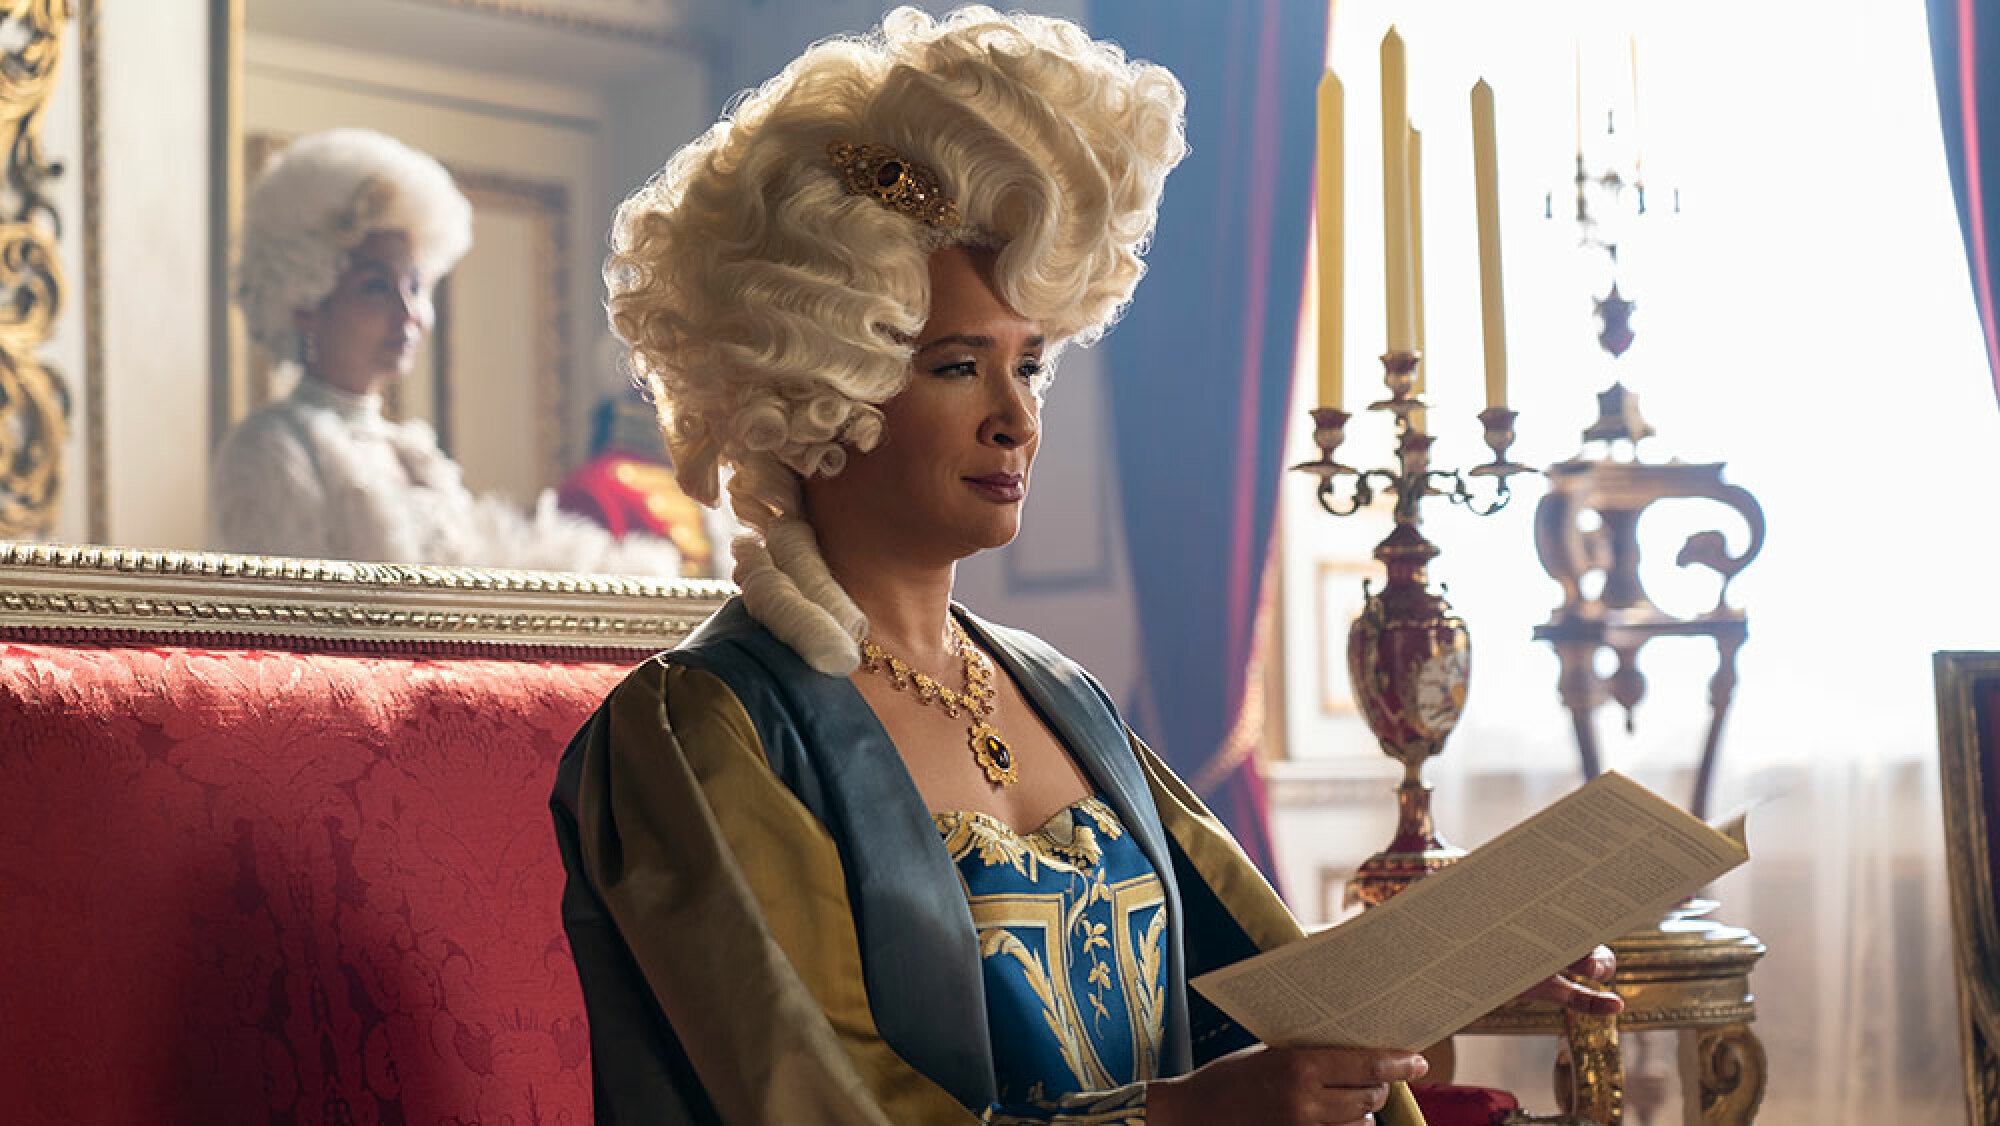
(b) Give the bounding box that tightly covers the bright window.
[1277,0,1999,782]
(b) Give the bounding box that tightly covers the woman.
[213,128,679,574]
[553,10,1615,1124]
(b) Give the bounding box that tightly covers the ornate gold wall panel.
[0,0,70,539]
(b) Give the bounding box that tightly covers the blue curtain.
[1094,0,1327,880]
[1928,0,2000,408]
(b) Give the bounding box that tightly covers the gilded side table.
[1464,900,1768,1126]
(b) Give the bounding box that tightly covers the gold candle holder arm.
[1434,406,1537,517]
[1316,468,1403,519]
[1292,406,1405,517]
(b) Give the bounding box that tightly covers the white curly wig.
[607,5,1187,674]
[238,128,474,358]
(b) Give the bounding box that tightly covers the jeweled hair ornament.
[826,140,962,229]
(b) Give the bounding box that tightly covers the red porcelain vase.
[1345,521,1471,908]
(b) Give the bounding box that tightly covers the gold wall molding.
[0,540,730,649]
[0,0,71,539]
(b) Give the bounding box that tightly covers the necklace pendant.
[969,719,1018,787]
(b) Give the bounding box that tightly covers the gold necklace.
[859,620,1018,787]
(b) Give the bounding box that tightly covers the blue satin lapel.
[954,606,1195,1074]
[669,600,996,1111]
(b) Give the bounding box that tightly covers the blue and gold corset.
[934,797,1167,1121]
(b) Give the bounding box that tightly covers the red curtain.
[1927,0,2000,409]
[1095,0,1328,884]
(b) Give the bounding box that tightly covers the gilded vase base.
[1344,844,1466,911]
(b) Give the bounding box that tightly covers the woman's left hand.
[1513,945,1623,1015]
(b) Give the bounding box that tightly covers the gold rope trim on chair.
[0,541,731,648]
[0,0,70,538]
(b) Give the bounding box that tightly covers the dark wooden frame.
[1937,650,2000,1124]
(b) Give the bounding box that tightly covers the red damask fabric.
[0,641,632,1125]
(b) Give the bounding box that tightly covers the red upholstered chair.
[1937,651,2000,1125]
[0,548,722,1126]
[1411,1084,1521,1125]
[0,546,1528,1126]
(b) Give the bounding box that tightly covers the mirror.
[12,0,1094,575]
[2,0,715,571]
[214,0,722,576]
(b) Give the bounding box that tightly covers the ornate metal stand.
[1292,350,1532,908]
[1532,387,1766,818]
[1499,110,1771,1122]
[1521,388,1772,1126]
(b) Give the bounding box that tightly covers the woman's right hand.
[1145,1044,1426,1126]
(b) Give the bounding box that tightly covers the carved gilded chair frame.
[0,542,729,653]
[1937,650,2000,1125]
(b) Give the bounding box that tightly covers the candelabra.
[1293,350,1532,908]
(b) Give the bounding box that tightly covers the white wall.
[953,344,1144,704]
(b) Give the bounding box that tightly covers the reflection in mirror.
[212,1,731,574]
[211,127,682,574]
[31,0,743,573]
